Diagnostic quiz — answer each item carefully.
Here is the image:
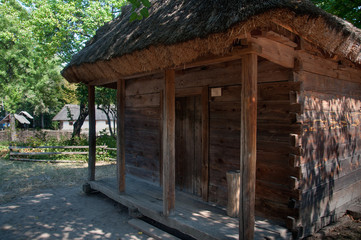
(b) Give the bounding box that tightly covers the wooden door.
[175,95,202,197]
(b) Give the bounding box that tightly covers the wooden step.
[128,219,181,240]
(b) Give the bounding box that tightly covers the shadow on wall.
[300,94,361,236]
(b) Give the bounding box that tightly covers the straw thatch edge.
[62,9,361,83]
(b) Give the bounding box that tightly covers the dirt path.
[0,186,152,240]
[1,159,360,239]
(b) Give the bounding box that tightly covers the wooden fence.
[9,145,116,163]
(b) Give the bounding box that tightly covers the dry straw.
[62,0,361,84]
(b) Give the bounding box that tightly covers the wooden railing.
[9,145,109,163]
[104,147,117,161]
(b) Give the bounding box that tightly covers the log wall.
[123,58,302,224]
[125,73,164,182]
[296,59,361,237]
[207,80,302,224]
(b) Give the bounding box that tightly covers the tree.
[311,0,361,28]
[23,0,127,63]
[22,0,129,139]
[1,0,131,138]
[96,87,117,138]
[0,0,69,139]
[71,84,89,140]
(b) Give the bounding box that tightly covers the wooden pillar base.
[227,170,241,218]
[83,183,93,194]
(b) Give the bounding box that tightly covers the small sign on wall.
[211,87,222,97]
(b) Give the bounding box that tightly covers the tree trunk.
[97,106,115,138]
[72,102,88,140]
[113,116,116,135]
[10,114,17,142]
[41,113,44,129]
[33,111,36,128]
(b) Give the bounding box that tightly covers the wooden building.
[62,1,361,239]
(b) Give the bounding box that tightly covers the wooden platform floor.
[88,176,291,240]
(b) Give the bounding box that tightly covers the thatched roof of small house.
[62,0,361,83]
[19,111,33,120]
[0,114,31,125]
[52,104,114,121]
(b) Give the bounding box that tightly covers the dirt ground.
[0,159,360,239]
[305,214,361,240]
[0,159,154,240]
[0,186,153,240]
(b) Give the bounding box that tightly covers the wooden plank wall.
[177,58,301,224]
[296,68,361,236]
[208,80,302,224]
[123,58,302,224]
[125,73,164,182]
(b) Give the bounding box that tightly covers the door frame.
[175,86,209,201]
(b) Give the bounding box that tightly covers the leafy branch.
[128,0,151,22]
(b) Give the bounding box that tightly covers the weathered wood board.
[122,58,302,225]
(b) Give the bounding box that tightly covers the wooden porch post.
[117,79,126,192]
[239,54,257,240]
[88,85,96,181]
[163,69,175,216]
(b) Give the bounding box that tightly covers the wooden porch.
[87,176,291,240]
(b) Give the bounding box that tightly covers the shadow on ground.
[0,186,151,240]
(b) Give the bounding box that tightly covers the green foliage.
[22,0,127,63]
[96,130,117,161]
[97,130,117,148]
[311,0,361,28]
[0,0,128,128]
[0,0,71,121]
[95,87,117,137]
[7,132,116,163]
[128,0,151,21]
[0,141,11,147]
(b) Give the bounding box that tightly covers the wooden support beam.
[117,79,126,192]
[88,85,96,181]
[89,78,117,86]
[239,54,258,240]
[88,45,262,85]
[162,69,176,216]
[180,44,262,70]
[201,86,209,202]
[254,30,298,48]
[249,37,294,69]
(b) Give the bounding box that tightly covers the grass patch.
[0,158,116,204]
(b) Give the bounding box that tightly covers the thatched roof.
[0,114,31,125]
[62,0,361,83]
[19,111,33,120]
[52,104,114,121]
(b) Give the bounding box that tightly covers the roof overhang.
[62,9,361,85]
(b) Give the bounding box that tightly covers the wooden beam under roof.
[87,45,262,86]
[248,36,295,69]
